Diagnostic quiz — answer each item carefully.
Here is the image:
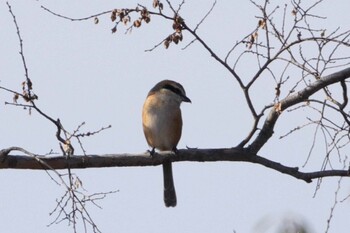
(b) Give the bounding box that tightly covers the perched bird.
[142,80,191,207]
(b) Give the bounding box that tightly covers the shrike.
[142,80,191,207]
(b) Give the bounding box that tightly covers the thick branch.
[248,66,350,153]
[1,147,349,183]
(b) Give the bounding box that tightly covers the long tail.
[162,161,177,207]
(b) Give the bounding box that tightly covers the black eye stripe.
[163,84,183,96]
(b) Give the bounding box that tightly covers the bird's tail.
[162,161,177,207]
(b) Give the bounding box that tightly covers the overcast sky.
[1,1,350,233]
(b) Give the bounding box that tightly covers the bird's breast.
[142,95,183,151]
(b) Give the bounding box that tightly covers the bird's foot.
[148,147,156,157]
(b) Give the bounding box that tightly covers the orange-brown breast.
[142,93,183,151]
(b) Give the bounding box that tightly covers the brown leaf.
[175,15,184,24]
[141,8,149,18]
[258,19,266,29]
[178,32,183,41]
[144,16,151,24]
[123,15,130,25]
[250,34,255,44]
[164,40,170,49]
[13,93,19,103]
[23,93,30,102]
[153,0,159,8]
[111,26,117,33]
[111,10,117,22]
[133,19,142,28]
[173,36,179,44]
[119,11,125,20]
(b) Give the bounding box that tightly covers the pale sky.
[1,1,350,233]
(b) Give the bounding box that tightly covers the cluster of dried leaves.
[20,80,38,102]
[107,7,152,33]
[94,1,185,49]
[105,6,153,34]
[164,15,184,49]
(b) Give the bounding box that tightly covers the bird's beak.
[182,95,191,103]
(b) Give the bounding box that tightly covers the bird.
[142,80,191,207]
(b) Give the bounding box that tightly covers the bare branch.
[41,5,112,22]
[248,66,350,153]
[193,0,217,32]
[6,2,35,101]
[325,156,348,233]
[1,147,349,183]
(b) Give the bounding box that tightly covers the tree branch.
[1,147,349,183]
[248,66,350,153]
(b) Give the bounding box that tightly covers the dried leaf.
[123,15,130,25]
[153,0,159,8]
[111,26,117,33]
[178,32,183,41]
[141,8,149,18]
[119,11,125,20]
[13,93,19,103]
[173,36,179,44]
[133,19,142,28]
[173,22,182,33]
[250,34,255,44]
[164,40,170,49]
[111,10,117,22]
[23,93,30,102]
[175,15,184,24]
[258,19,266,29]
[144,16,151,23]
[172,22,178,30]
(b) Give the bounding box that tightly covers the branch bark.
[1,147,349,183]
